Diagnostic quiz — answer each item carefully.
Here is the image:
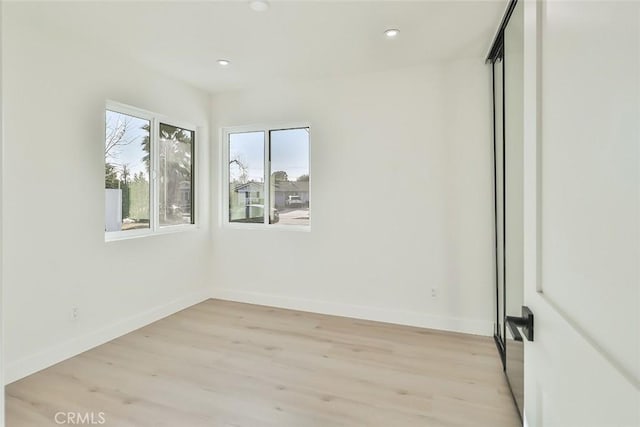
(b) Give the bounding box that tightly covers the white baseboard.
[211,288,493,337]
[5,289,211,385]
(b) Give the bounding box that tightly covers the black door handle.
[506,317,523,341]
[506,306,534,342]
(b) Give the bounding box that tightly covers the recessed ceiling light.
[249,0,269,12]
[384,29,400,38]
[217,59,230,66]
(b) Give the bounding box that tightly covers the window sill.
[105,224,199,242]
[222,222,311,232]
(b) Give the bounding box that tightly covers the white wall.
[211,59,496,335]
[2,4,212,383]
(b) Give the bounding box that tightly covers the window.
[105,102,195,240]
[225,125,310,228]
[159,123,195,226]
[105,110,150,232]
[229,131,265,223]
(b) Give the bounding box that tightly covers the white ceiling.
[21,0,505,94]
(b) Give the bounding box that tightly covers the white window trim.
[105,100,198,242]
[221,122,311,232]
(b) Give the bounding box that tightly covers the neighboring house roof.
[274,181,309,192]
[234,180,309,193]
[233,181,263,192]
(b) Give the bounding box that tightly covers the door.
[522,1,640,426]
[489,0,525,417]
[493,52,506,358]
[503,0,525,417]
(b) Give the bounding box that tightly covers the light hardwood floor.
[6,300,521,427]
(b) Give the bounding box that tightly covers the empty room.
[0,0,638,426]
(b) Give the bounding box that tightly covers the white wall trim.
[0,0,5,423]
[4,289,211,385]
[211,288,493,337]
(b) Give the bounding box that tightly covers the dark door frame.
[486,0,523,422]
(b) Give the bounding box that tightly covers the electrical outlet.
[71,307,79,321]
[431,287,437,298]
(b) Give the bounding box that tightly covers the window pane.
[269,128,310,225]
[229,131,265,223]
[159,123,194,227]
[105,110,150,232]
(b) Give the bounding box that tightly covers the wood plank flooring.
[6,299,521,427]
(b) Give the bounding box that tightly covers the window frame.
[105,100,198,242]
[221,122,311,232]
